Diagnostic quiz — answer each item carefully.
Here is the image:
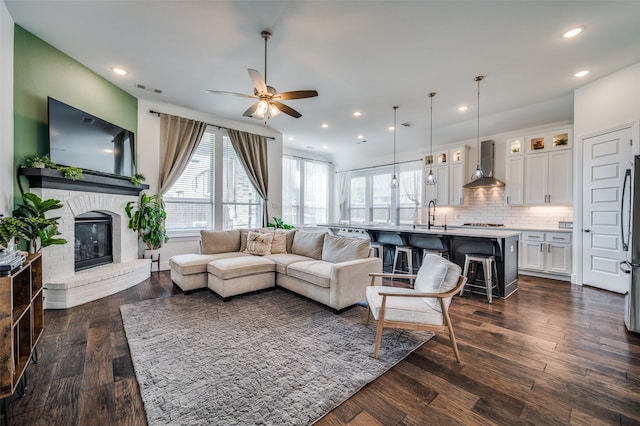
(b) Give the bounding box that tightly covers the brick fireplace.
[23,168,151,309]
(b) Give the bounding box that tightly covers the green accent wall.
[13,25,137,204]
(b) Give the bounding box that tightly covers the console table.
[0,254,43,424]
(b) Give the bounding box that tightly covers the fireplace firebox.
[75,211,113,271]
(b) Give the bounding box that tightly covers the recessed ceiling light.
[388,127,394,131]
[322,145,328,149]
[563,26,584,38]
[321,124,328,128]
[357,135,364,139]
[458,105,469,112]
[574,70,590,78]
[288,137,295,141]
[112,67,127,76]
[353,111,361,117]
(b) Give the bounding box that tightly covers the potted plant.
[267,217,294,230]
[0,193,67,253]
[125,193,169,251]
[21,153,84,180]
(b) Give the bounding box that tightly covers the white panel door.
[582,127,633,293]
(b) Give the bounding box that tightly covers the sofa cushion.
[169,252,249,275]
[207,256,275,280]
[286,260,332,288]
[264,253,313,274]
[239,228,259,252]
[321,234,371,263]
[245,231,274,255]
[257,229,287,254]
[201,230,241,254]
[291,231,326,260]
[261,228,296,253]
[414,254,462,312]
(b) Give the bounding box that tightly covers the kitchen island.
[320,224,520,298]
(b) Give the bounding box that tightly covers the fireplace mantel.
[20,168,149,196]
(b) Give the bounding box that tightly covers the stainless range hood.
[463,140,505,189]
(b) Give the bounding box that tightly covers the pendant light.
[390,106,399,189]
[425,92,437,186]
[470,75,485,181]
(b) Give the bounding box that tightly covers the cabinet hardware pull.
[540,243,544,252]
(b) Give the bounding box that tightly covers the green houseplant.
[21,154,84,181]
[267,217,294,230]
[125,193,169,250]
[0,193,67,253]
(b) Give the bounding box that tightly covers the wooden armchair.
[366,254,467,362]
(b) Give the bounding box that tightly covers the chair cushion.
[286,260,332,288]
[207,256,275,280]
[291,231,326,260]
[201,230,241,254]
[366,286,443,325]
[414,254,462,311]
[245,231,274,255]
[321,233,370,263]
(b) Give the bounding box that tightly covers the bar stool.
[370,242,385,259]
[422,248,449,260]
[460,253,498,304]
[393,245,415,283]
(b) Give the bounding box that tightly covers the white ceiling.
[5,1,640,170]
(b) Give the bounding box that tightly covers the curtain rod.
[284,154,332,165]
[149,110,276,140]
[337,158,422,174]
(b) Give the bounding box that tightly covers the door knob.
[584,228,591,233]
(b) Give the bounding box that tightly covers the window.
[349,176,366,222]
[371,173,392,223]
[398,169,422,224]
[222,137,262,229]
[282,156,329,226]
[164,128,263,234]
[164,131,215,232]
[347,162,422,225]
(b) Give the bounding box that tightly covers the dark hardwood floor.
[5,272,640,425]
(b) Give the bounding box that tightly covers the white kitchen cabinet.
[505,154,524,205]
[522,128,573,205]
[520,231,572,277]
[424,145,468,206]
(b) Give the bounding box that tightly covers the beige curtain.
[227,129,269,224]
[337,171,351,222]
[159,114,207,193]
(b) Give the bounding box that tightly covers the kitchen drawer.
[521,231,544,241]
[546,232,571,243]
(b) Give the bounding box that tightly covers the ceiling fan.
[207,30,318,121]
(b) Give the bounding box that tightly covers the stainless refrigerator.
[621,155,640,333]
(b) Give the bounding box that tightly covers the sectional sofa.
[169,228,382,312]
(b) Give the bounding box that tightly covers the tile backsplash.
[425,187,573,229]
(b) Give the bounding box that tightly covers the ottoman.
[207,256,276,300]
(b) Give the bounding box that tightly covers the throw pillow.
[245,231,274,256]
[321,234,371,263]
[291,231,326,260]
[200,230,241,254]
[414,254,462,312]
[239,228,258,252]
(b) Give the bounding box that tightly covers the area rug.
[120,289,432,425]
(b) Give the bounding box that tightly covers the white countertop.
[320,224,521,239]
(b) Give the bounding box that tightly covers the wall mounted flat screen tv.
[48,97,135,177]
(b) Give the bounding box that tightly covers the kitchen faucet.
[428,200,436,230]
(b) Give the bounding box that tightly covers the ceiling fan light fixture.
[268,103,280,117]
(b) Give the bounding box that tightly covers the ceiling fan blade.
[248,69,268,95]
[275,90,319,100]
[242,102,260,117]
[273,101,302,119]
[206,90,257,99]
